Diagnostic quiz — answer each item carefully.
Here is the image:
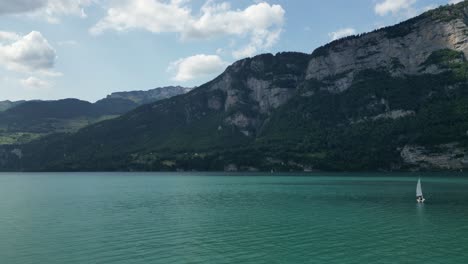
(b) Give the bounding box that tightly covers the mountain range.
[1,2,468,171]
[0,86,190,145]
[0,100,25,112]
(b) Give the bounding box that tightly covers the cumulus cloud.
[328,28,357,41]
[0,31,57,73]
[168,54,228,82]
[449,0,463,4]
[90,0,191,34]
[0,31,20,43]
[90,0,285,59]
[38,0,92,23]
[20,76,51,89]
[0,0,92,23]
[375,0,417,16]
[184,2,284,40]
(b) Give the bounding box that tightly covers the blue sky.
[0,0,462,101]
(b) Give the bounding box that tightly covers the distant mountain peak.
[106,86,191,104]
[0,100,26,112]
[0,86,191,146]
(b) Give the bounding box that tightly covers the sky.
[0,0,464,102]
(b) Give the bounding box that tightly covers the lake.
[0,172,467,263]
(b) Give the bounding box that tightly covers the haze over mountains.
[1,2,468,172]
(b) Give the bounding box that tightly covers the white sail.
[416,178,423,197]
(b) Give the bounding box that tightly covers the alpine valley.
[2,2,468,172]
[0,86,189,145]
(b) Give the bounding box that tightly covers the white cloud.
[0,0,92,23]
[38,0,92,23]
[328,28,357,41]
[375,0,417,16]
[183,2,284,47]
[20,76,51,89]
[0,31,20,43]
[168,54,228,82]
[0,31,57,74]
[89,0,191,35]
[90,0,285,59]
[449,0,463,4]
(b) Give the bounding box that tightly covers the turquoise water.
[0,173,467,263]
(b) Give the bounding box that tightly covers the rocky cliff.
[306,9,468,92]
[190,3,468,137]
[104,86,191,105]
[203,52,310,136]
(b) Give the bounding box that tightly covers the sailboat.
[416,178,425,203]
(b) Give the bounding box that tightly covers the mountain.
[2,2,468,171]
[0,100,25,112]
[0,87,189,145]
[103,86,192,105]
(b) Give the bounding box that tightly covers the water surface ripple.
[0,173,467,263]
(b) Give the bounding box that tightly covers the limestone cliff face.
[202,3,468,136]
[205,52,310,134]
[305,6,468,92]
[210,53,309,113]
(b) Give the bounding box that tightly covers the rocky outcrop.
[401,144,468,170]
[214,53,308,112]
[205,52,310,134]
[305,7,468,93]
[105,86,191,104]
